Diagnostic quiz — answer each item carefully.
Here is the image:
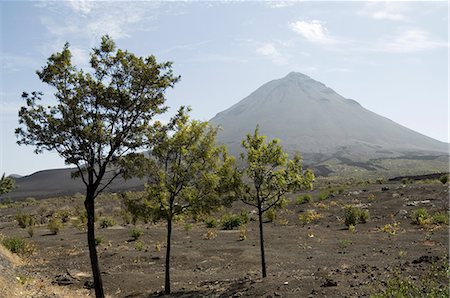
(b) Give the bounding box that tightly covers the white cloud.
[256,43,278,56]
[359,2,409,22]
[39,2,158,43]
[66,0,93,15]
[266,1,297,9]
[256,43,287,65]
[376,29,447,53]
[289,20,337,45]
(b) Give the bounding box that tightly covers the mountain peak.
[285,71,310,78]
[210,73,448,158]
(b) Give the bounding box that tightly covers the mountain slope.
[210,72,448,160]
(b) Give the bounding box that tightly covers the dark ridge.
[388,172,448,182]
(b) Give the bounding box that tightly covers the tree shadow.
[123,277,254,298]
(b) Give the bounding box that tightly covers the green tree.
[238,127,314,278]
[0,173,15,196]
[125,107,237,294]
[16,36,179,297]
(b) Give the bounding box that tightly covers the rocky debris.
[395,209,408,219]
[53,273,76,286]
[406,200,433,207]
[412,255,439,264]
[321,278,337,287]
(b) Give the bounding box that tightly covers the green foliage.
[99,217,116,228]
[56,209,71,223]
[221,213,245,230]
[238,127,315,215]
[204,217,218,228]
[2,236,35,256]
[135,240,144,251]
[122,108,238,294]
[125,108,238,223]
[411,208,429,225]
[264,208,277,222]
[95,236,103,246]
[296,194,312,205]
[371,260,449,298]
[344,206,369,227]
[0,173,15,195]
[121,192,156,225]
[47,217,63,234]
[15,36,180,296]
[130,228,143,241]
[299,210,322,225]
[439,174,448,184]
[235,127,315,278]
[120,210,133,225]
[15,213,36,229]
[432,212,449,225]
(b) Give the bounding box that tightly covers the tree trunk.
[85,197,105,298]
[165,216,173,294]
[258,207,267,278]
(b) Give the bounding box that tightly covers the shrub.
[299,210,322,225]
[95,236,103,246]
[264,208,277,222]
[1,236,35,256]
[203,229,217,240]
[239,226,247,241]
[99,217,116,229]
[432,212,449,225]
[120,210,132,225]
[296,194,312,205]
[239,209,249,225]
[56,209,71,223]
[135,240,144,251]
[130,228,143,241]
[47,217,63,235]
[15,213,35,229]
[204,217,218,228]
[317,190,330,201]
[439,174,448,185]
[344,206,369,227]
[411,208,429,225]
[221,213,243,230]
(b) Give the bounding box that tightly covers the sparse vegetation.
[130,228,143,241]
[204,217,218,228]
[47,217,63,235]
[203,229,217,240]
[344,206,369,228]
[299,210,322,225]
[439,174,448,184]
[95,236,103,246]
[2,236,35,256]
[411,208,429,225]
[15,213,35,228]
[296,194,312,205]
[264,208,277,222]
[221,213,245,230]
[99,217,116,229]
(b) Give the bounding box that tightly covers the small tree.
[0,173,15,196]
[126,107,236,294]
[16,36,179,297]
[237,127,314,278]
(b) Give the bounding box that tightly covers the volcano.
[210,72,447,163]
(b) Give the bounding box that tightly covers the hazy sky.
[0,1,448,176]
